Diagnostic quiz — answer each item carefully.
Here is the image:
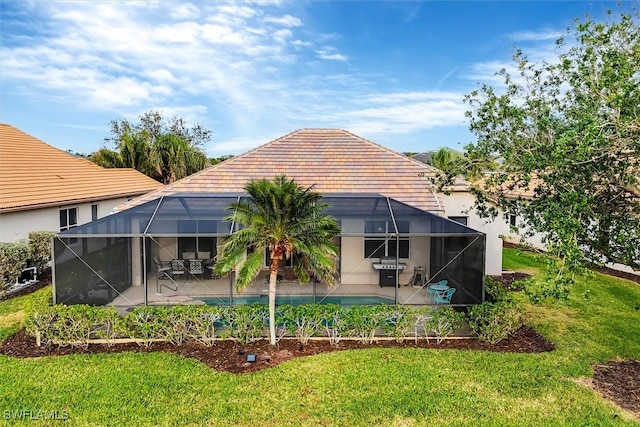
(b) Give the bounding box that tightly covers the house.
[0,124,163,243]
[53,129,491,308]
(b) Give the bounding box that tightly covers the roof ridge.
[335,129,441,173]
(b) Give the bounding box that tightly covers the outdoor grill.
[372,257,407,287]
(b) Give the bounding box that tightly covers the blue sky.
[0,1,623,156]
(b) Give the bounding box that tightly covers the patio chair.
[171,259,185,276]
[188,259,204,276]
[407,266,427,287]
[434,287,456,304]
[153,257,178,294]
[426,280,448,302]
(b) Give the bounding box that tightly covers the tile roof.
[0,124,163,212]
[118,128,444,213]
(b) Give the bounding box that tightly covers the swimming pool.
[196,295,395,306]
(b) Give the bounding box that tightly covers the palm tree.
[149,133,209,184]
[430,147,457,171]
[92,131,209,184]
[91,128,154,176]
[214,175,341,345]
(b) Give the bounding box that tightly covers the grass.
[0,248,639,426]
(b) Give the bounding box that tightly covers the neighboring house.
[0,124,163,243]
[443,175,639,278]
[53,129,491,308]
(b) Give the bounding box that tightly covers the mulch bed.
[592,360,640,418]
[490,271,531,289]
[1,326,554,374]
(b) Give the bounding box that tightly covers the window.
[448,216,468,226]
[178,237,216,259]
[59,207,78,231]
[91,204,99,221]
[364,220,409,259]
[508,213,517,227]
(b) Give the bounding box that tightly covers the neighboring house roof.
[474,175,540,200]
[411,151,437,164]
[0,124,163,212]
[117,128,444,213]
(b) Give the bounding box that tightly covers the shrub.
[278,304,325,345]
[125,306,171,346]
[413,306,434,343]
[25,306,59,347]
[185,306,223,346]
[380,305,414,342]
[485,275,512,303]
[220,304,268,345]
[28,231,55,274]
[425,306,465,344]
[467,301,524,344]
[342,305,387,344]
[0,242,28,291]
[92,307,124,346]
[26,304,119,349]
[318,304,347,346]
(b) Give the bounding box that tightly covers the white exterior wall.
[439,192,504,276]
[0,197,132,243]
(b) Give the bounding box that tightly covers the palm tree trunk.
[269,269,278,345]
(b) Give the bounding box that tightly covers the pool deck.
[108,276,431,307]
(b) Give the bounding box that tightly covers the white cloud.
[509,30,563,41]
[215,5,259,19]
[170,3,200,20]
[263,14,302,27]
[3,1,477,155]
[1,1,315,123]
[273,29,293,44]
[315,46,348,61]
[291,39,312,48]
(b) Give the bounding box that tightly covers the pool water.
[197,295,395,306]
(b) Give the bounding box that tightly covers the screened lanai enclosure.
[53,194,486,308]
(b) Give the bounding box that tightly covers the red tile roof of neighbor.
[0,124,163,212]
[117,128,444,213]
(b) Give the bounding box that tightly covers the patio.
[53,193,486,308]
[108,274,434,307]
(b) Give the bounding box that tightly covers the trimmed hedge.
[28,231,55,274]
[26,300,525,347]
[0,242,28,291]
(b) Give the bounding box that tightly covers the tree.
[429,147,465,173]
[461,10,640,284]
[213,175,340,345]
[91,111,211,183]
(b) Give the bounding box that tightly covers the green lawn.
[1,248,639,426]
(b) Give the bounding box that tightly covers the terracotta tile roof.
[118,128,443,213]
[474,175,540,200]
[0,124,163,212]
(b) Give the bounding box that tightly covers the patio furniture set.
[407,266,456,304]
[153,252,216,294]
